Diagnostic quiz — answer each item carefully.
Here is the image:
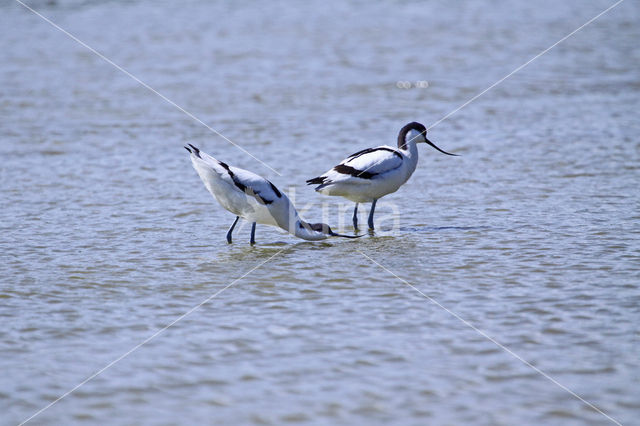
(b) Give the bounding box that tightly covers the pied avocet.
[185,144,355,244]
[306,122,457,230]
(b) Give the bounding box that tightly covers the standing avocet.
[306,122,457,230]
[185,144,355,244]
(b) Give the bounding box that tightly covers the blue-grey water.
[1,0,639,424]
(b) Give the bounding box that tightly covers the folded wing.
[187,144,282,205]
[307,146,403,187]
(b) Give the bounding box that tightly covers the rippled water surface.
[1,0,639,424]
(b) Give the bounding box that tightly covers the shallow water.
[1,0,639,424]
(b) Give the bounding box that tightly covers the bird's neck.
[398,129,421,150]
[399,129,419,157]
[400,138,419,163]
[270,202,327,241]
[402,139,419,156]
[398,138,419,180]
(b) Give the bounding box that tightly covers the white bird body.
[307,122,457,229]
[186,144,353,243]
[315,140,419,203]
[190,153,283,226]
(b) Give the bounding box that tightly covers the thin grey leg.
[368,199,377,230]
[250,222,256,245]
[226,216,239,244]
[352,203,359,229]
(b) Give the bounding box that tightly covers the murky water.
[1,0,639,424]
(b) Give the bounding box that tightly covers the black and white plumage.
[306,122,457,230]
[185,144,356,243]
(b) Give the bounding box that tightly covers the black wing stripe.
[347,147,402,161]
[219,160,276,204]
[218,161,246,192]
[306,176,326,185]
[254,191,273,205]
[333,164,377,179]
[267,180,282,198]
[308,148,401,186]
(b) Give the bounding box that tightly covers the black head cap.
[308,223,332,234]
[398,122,427,149]
[302,222,361,238]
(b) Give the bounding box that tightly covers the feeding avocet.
[185,144,356,244]
[306,122,457,230]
